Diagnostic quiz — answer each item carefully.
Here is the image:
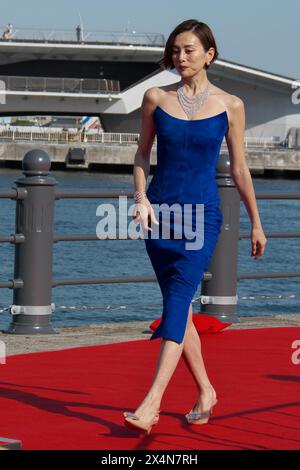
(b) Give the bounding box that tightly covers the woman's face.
[171,31,214,76]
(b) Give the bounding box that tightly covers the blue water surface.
[0,168,299,329]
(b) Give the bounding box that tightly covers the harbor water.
[0,168,299,330]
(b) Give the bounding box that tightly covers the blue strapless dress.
[145,105,229,344]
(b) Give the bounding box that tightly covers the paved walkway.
[1,314,300,357]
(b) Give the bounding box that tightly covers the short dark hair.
[159,19,219,70]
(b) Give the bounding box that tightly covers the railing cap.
[217,153,232,176]
[22,149,51,176]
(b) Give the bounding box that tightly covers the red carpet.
[0,327,300,450]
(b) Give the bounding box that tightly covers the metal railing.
[0,127,285,148]
[244,136,284,149]
[0,149,299,334]
[0,75,120,93]
[0,128,139,144]
[0,27,165,46]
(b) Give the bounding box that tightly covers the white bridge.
[0,27,299,140]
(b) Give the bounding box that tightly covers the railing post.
[199,152,240,323]
[6,149,57,334]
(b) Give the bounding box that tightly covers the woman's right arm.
[133,88,159,231]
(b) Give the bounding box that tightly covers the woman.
[124,19,267,434]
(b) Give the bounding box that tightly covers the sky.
[0,0,299,79]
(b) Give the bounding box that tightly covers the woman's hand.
[132,198,159,232]
[251,226,267,259]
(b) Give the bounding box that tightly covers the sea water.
[0,168,299,330]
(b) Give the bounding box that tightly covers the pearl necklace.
[177,80,210,120]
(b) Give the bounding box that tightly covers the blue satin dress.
[144,105,229,344]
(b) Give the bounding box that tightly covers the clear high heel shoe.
[123,410,160,434]
[185,399,218,425]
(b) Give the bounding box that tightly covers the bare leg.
[182,304,213,389]
[130,336,185,422]
[181,304,217,412]
[131,304,216,421]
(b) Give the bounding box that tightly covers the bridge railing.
[0,27,165,46]
[0,75,120,93]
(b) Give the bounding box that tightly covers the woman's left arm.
[225,96,267,260]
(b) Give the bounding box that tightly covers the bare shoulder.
[211,85,244,111]
[213,87,245,128]
[227,94,245,114]
[226,95,245,129]
[143,86,168,107]
[223,92,245,117]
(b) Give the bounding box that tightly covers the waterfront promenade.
[0,318,299,450]
[1,314,300,356]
